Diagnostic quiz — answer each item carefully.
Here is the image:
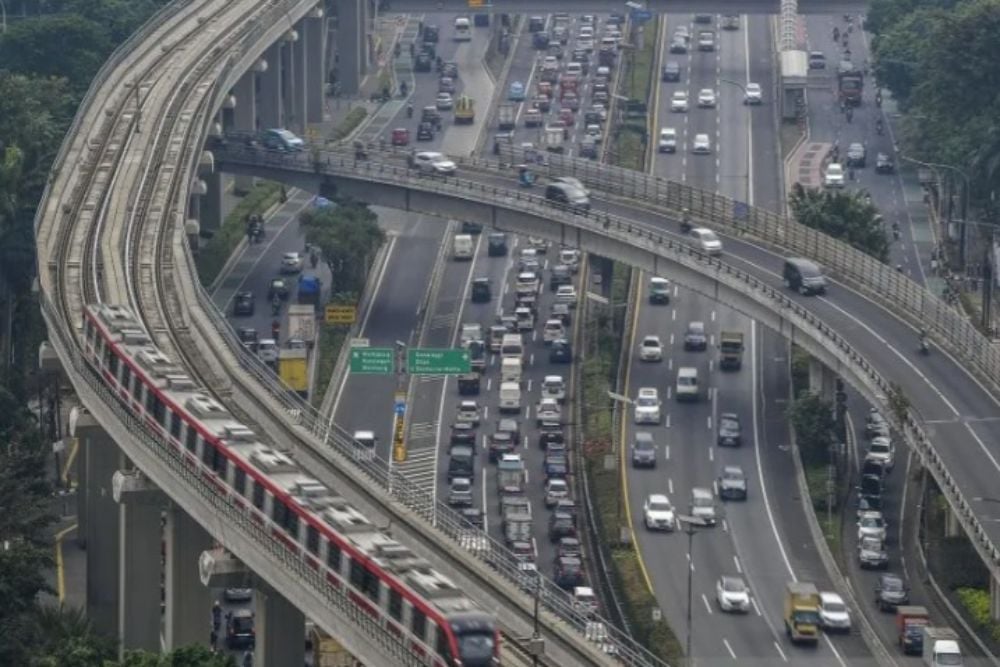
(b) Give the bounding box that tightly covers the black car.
[423,24,439,43]
[549,339,572,363]
[875,152,895,174]
[532,32,550,49]
[874,573,909,611]
[548,512,576,541]
[846,142,867,168]
[556,536,581,559]
[460,507,484,528]
[683,321,708,351]
[538,422,565,449]
[233,291,255,316]
[554,556,584,589]
[783,257,827,295]
[489,432,516,463]
[661,61,681,82]
[414,53,433,72]
[694,13,713,23]
[462,220,483,235]
[549,265,572,290]
[487,232,508,256]
[544,454,569,479]
[237,327,259,352]
[451,422,477,446]
[440,62,458,79]
[267,278,289,301]
[528,15,545,32]
[421,106,441,124]
[717,413,742,446]
[471,277,492,303]
[859,473,883,499]
[226,609,255,649]
[416,122,435,141]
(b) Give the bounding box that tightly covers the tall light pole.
[0,0,7,34]
[720,78,752,205]
[897,152,972,266]
[677,515,706,666]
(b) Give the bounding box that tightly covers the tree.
[788,183,889,262]
[26,605,117,667]
[300,201,386,297]
[117,645,237,666]
[787,392,837,468]
[0,16,112,91]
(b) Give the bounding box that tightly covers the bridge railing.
[209,145,1000,586]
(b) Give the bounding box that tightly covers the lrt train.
[82,303,500,666]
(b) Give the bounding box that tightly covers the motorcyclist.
[845,106,853,123]
[211,601,222,632]
[400,80,408,97]
[919,328,930,354]
[310,250,319,268]
[271,295,281,316]
[680,208,692,233]
[832,26,840,42]
[876,118,884,135]
[875,90,883,108]
[406,103,413,118]
[271,319,281,340]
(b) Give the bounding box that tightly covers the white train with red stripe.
[83,303,499,666]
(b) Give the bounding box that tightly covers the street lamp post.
[720,78,752,205]
[677,515,707,666]
[896,152,972,266]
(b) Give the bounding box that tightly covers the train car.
[82,304,500,666]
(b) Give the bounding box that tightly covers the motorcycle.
[680,209,693,233]
[272,298,281,316]
[406,104,413,118]
[518,165,535,187]
[353,141,367,161]
[876,119,884,135]
[919,336,930,355]
[310,251,319,269]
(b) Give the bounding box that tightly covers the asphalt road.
[623,12,869,665]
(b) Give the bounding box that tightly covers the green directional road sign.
[350,347,394,374]
[407,348,470,375]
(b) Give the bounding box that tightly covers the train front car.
[448,611,501,666]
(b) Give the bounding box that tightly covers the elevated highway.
[212,142,1000,606]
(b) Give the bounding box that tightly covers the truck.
[278,348,308,396]
[895,605,930,655]
[454,95,475,124]
[719,331,744,370]
[297,273,322,308]
[922,627,962,666]
[784,582,821,644]
[287,304,317,347]
[497,103,516,131]
[503,512,532,545]
[837,60,864,106]
[543,125,565,153]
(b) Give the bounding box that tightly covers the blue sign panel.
[630,9,652,22]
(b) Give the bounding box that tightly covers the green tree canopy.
[300,201,386,297]
[788,183,889,262]
[0,16,111,90]
[787,392,837,468]
[116,645,236,666]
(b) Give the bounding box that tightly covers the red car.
[391,128,410,146]
[558,108,575,127]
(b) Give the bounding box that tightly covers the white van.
[258,338,279,364]
[352,430,377,461]
[500,333,524,360]
[454,16,472,40]
[690,487,717,525]
[501,357,522,384]
[514,307,535,332]
[499,381,522,413]
[454,234,474,260]
[676,367,700,402]
[543,318,565,344]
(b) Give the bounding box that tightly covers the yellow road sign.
[325,305,357,325]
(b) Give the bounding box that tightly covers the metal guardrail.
[209,145,1000,590]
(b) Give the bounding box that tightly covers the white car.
[690,227,722,255]
[857,511,887,542]
[744,82,763,104]
[692,133,711,154]
[553,176,590,197]
[670,91,689,112]
[585,124,603,143]
[554,284,578,307]
[658,127,677,153]
[818,591,852,631]
[639,335,663,361]
[436,92,454,110]
[634,387,661,424]
[456,400,480,426]
[535,397,562,425]
[716,575,751,612]
[867,436,895,470]
[412,151,457,175]
[515,271,540,294]
[697,88,717,108]
[280,251,303,274]
[824,162,845,188]
[542,375,566,403]
[642,494,676,531]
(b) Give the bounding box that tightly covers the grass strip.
[312,321,350,408]
[331,107,369,143]
[196,181,281,287]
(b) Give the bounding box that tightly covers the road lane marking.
[773,641,788,662]
[723,638,736,659]
[733,555,742,573]
[702,594,713,614]
[751,596,762,616]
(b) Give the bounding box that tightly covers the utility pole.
[677,515,705,666]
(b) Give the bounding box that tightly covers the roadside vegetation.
[788,184,889,262]
[610,18,658,171]
[331,106,369,143]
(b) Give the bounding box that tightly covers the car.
[267,278,289,301]
[280,251,303,274]
[670,91,689,112]
[633,387,661,425]
[261,128,304,152]
[515,271,540,294]
[532,31,550,49]
[471,277,491,303]
[550,302,571,325]
[690,227,722,254]
[411,151,457,175]
[716,575,751,613]
[824,162,845,188]
[643,494,676,531]
[549,265,572,290]
[846,142,867,168]
[783,257,828,295]
[674,25,690,41]
[460,508,484,529]
[744,82,763,104]
[509,81,526,101]
[648,277,671,304]
[438,76,456,93]
[391,127,410,146]
[718,465,748,500]
[223,586,252,602]
[857,511,887,541]
[683,321,708,351]
[414,53,433,71]
[237,327,258,352]
[487,232,508,256]
[548,512,576,541]
[545,478,569,507]
[450,421,476,446]
[694,12,713,23]
[528,15,545,31]
[808,51,827,69]
[697,31,715,50]
[631,432,657,468]
[552,176,590,197]
[818,591,852,632]
[717,413,742,446]
[544,454,569,479]
[557,537,581,560]
[639,335,663,361]
[858,535,889,569]
[436,93,455,111]
[584,124,602,143]
[232,291,255,316]
[448,477,474,506]
[692,133,711,154]
[722,14,740,30]
[867,436,895,471]
[456,400,481,426]
[554,556,584,589]
[545,183,590,211]
[257,338,278,364]
[865,409,890,438]
[874,573,909,611]
[416,122,435,141]
[875,152,896,174]
[489,431,516,462]
[542,375,566,403]
[554,284,578,306]
[697,88,717,108]
[669,37,688,54]
[658,127,677,153]
[536,397,562,425]
[549,339,572,363]
[226,608,256,649]
[661,61,681,82]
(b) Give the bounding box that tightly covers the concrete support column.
[807,358,836,399]
[200,170,223,234]
[79,414,122,639]
[258,42,284,129]
[944,505,962,537]
[255,583,306,667]
[69,407,89,548]
[291,24,308,133]
[113,471,165,655]
[232,71,257,194]
[335,0,368,94]
[991,574,1000,622]
[164,506,215,650]
[304,15,327,123]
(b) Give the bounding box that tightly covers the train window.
[273,502,298,536]
[202,440,215,467]
[185,426,198,453]
[86,322,95,345]
[211,449,227,477]
[436,628,449,658]
[233,467,246,496]
[349,560,365,590]
[388,588,403,621]
[169,413,182,439]
[103,341,114,369]
[326,542,342,571]
[131,372,142,398]
[151,396,165,425]
[252,481,265,510]
[412,608,427,640]
[108,350,119,377]
[121,365,131,392]
[363,568,379,602]
[306,525,320,555]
